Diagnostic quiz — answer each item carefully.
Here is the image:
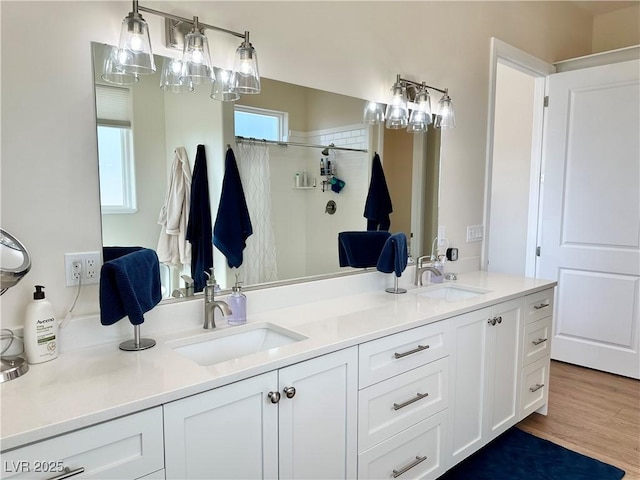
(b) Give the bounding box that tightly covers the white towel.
[157,147,192,266]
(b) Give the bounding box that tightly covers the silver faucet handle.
[417,255,432,268]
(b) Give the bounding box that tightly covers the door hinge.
[536,246,541,257]
[543,96,549,107]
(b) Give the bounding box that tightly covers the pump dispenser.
[227,274,247,326]
[24,285,58,364]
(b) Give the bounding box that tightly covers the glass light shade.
[435,93,456,129]
[181,30,214,85]
[385,83,409,129]
[160,58,193,93]
[232,41,261,94]
[117,12,155,75]
[407,88,432,133]
[363,101,385,124]
[211,68,240,102]
[101,45,139,85]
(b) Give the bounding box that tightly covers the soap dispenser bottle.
[24,285,58,364]
[227,275,247,326]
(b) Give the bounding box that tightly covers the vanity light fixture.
[365,74,455,132]
[160,57,193,93]
[112,1,261,95]
[385,75,409,129]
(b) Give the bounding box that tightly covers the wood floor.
[517,360,640,479]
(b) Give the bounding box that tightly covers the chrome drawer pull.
[393,392,429,410]
[532,338,548,346]
[47,467,85,480]
[533,302,549,310]
[529,383,544,393]
[394,344,429,359]
[268,391,281,404]
[392,455,427,478]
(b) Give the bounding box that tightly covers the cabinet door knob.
[283,386,296,399]
[488,318,497,326]
[268,391,281,404]
[496,316,502,324]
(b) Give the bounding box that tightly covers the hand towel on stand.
[213,147,253,268]
[363,153,393,231]
[376,232,409,277]
[99,248,162,326]
[186,145,213,292]
[157,146,192,267]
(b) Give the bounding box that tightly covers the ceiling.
[572,1,639,15]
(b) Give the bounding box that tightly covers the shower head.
[321,143,335,156]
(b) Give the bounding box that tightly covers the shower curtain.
[236,142,278,284]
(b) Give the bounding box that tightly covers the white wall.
[0,1,595,328]
[488,64,535,275]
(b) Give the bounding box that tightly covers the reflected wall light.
[160,57,193,93]
[364,74,455,132]
[108,0,261,98]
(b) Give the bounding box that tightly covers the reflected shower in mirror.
[91,42,440,299]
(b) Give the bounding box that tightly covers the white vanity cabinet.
[0,407,164,480]
[357,322,451,479]
[164,347,358,480]
[449,297,524,464]
[519,288,553,418]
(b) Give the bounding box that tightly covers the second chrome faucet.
[203,270,232,329]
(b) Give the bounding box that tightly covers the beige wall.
[592,4,640,53]
[384,129,413,238]
[0,1,597,328]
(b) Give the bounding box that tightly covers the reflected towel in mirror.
[100,248,162,326]
[213,148,253,268]
[338,231,391,268]
[376,232,408,277]
[186,145,213,292]
[364,153,393,231]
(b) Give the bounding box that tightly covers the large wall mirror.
[92,43,440,298]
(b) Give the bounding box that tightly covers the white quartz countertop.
[0,271,555,451]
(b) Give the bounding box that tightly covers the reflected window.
[95,84,136,214]
[234,105,288,141]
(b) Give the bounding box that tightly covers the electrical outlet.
[437,226,447,247]
[65,252,101,286]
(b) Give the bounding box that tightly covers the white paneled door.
[538,59,640,378]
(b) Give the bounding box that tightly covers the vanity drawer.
[359,321,451,388]
[358,357,448,452]
[358,409,447,480]
[520,357,550,418]
[524,288,554,324]
[1,407,164,479]
[522,316,552,366]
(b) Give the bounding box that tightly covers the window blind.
[96,84,131,127]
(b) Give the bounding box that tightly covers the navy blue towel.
[213,148,253,268]
[338,231,391,268]
[99,248,162,326]
[363,153,393,231]
[376,232,408,277]
[186,145,213,292]
[103,246,143,262]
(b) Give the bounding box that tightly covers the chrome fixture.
[203,276,232,329]
[365,74,455,132]
[109,1,261,96]
[414,255,444,286]
[0,229,31,382]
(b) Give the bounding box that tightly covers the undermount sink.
[412,284,491,302]
[169,323,307,366]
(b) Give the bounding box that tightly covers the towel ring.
[119,324,156,351]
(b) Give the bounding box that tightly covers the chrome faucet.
[203,272,232,329]
[414,255,443,286]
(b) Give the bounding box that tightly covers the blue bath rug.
[439,427,625,480]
